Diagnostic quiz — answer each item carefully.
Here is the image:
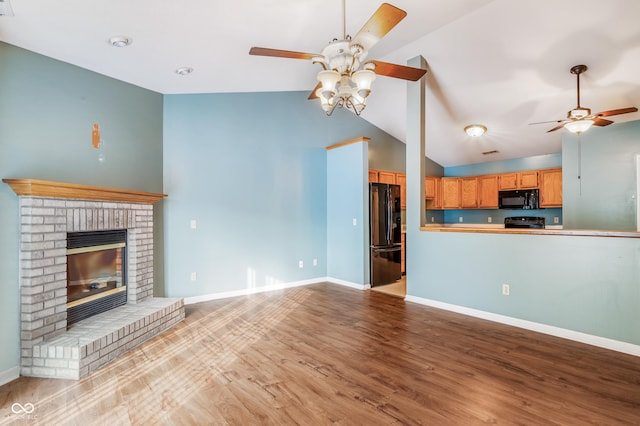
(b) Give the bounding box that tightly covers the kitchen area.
[368,163,565,297]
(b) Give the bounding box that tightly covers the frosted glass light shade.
[317,70,340,97]
[565,119,593,133]
[352,70,376,97]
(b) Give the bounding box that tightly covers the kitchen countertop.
[420,225,640,238]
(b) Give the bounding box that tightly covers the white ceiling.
[1,0,639,167]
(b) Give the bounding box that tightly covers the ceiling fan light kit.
[464,124,487,137]
[564,119,593,134]
[249,2,426,116]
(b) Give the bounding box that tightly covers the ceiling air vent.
[482,150,499,155]
[0,0,15,16]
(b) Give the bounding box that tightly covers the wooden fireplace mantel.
[2,179,167,204]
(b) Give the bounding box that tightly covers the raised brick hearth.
[3,179,185,379]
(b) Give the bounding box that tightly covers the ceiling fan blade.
[351,3,407,51]
[308,83,321,100]
[368,60,426,81]
[546,123,567,133]
[596,107,638,117]
[529,119,564,125]
[593,118,614,127]
[249,47,318,60]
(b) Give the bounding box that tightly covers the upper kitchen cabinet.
[460,177,478,208]
[499,171,538,190]
[377,171,397,184]
[442,178,461,209]
[369,169,379,183]
[425,177,442,210]
[396,173,406,209]
[539,168,562,207]
[477,175,499,208]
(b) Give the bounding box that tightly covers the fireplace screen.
[67,230,127,325]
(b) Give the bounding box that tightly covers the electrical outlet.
[190,272,197,281]
[299,260,303,268]
[352,218,357,226]
[313,258,318,266]
[459,217,463,223]
[502,284,510,296]
[554,217,559,224]
[431,217,435,223]
[190,219,197,229]
[488,217,492,223]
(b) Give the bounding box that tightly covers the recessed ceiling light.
[175,67,194,76]
[108,36,132,48]
[464,124,487,137]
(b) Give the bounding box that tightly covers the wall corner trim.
[326,137,370,151]
[405,295,640,358]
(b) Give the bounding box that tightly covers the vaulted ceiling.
[1,0,639,166]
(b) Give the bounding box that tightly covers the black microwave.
[498,189,539,209]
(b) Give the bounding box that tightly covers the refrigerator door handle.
[386,187,393,243]
[374,247,401,253]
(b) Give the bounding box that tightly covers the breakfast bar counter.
[420,225,640,238]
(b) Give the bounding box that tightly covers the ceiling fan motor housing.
[321,40,367,74]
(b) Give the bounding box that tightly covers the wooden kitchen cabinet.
[442,178,461,209]
[425,177,442,209]
[377,171,396,184]
[396,173,406,209]
[425,177,437,199]
[499,171,538,190]
[368,169,379,183]
[539,168,562,207]
[519,170,539,188]
[460,177,478,208]
[477,174,499,208]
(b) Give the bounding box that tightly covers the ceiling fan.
[530,64,637,133]
[249,1,426,116]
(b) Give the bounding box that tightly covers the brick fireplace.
[3,179,185,379]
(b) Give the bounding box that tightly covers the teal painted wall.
[445,153,562,177]
[162,93,398,297]
[563,121,640,231]
[409,231,640,344]
[327,141,368,284]
[0,43,163,372]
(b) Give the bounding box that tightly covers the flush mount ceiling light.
[108,36,132,48]
[175,67,193,76]
[464,124,487,137]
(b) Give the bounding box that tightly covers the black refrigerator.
[369,183,402,287]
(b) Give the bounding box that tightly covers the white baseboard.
[184,277,328,305]
[0,366,20,386]
[326,277,370,290]
[183,277,370,305]
[405,295,640,357]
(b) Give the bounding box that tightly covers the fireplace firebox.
[67,230,127,325]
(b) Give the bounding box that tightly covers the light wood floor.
[371,276,406,297]
[1,283,639,424]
